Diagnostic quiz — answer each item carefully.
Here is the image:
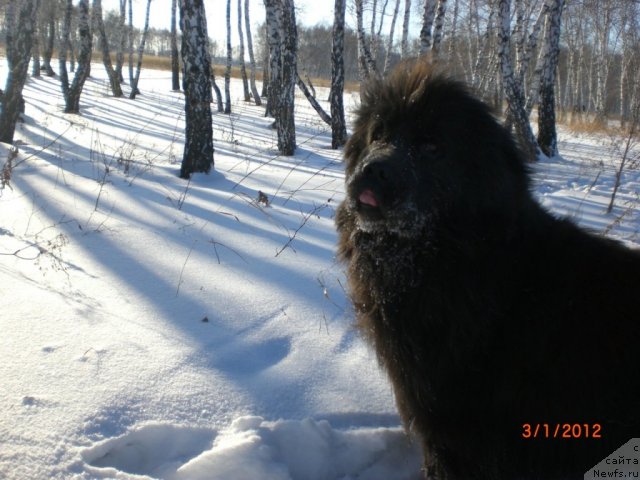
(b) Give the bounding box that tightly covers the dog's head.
[342,60,530,239]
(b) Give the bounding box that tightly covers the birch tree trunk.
[129,0,152,99]
[116,0,126,83]
[211,71,224,112]
[0,0,38,144]
[224,0,232,113]
[296,74,330,125]
[60,0,92,114]
[330,0,347,148]
[179,0,214,179]
[497,0,539,161]
[237,0,251,101]
[171,0,180,91]
[594,0,613,123]
[383,0,401,74]
[261,25,270,98]
[537,0,565,157]
[355,0,377,83]
[31,2,41,78]
[42,17,56,76]
[431,0,447,54]
[244,0,262,105]
[128,0,134,85]
[264,0,282,118]
[446,0,458,63]
[371,0,387,63]
[400,0,411,58]
[420,0,437,54]
[93,0,123,97]
[277,0,297,155]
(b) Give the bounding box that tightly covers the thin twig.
[176,240,197,297]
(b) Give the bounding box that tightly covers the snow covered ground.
[1,62,638,480]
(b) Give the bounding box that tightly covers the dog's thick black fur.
[336,60,640,479]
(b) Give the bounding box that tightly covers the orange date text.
[521,423,602,439]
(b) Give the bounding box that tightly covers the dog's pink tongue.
[359,189,378,207]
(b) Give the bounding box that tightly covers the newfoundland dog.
[336,60,640,479]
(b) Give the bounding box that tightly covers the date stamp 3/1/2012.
[521,423,602,439]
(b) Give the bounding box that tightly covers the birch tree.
[237,0,251,102]
[128,0,134,85]
[93,0,123,97]
[179,0,214,178]
[296,73,330,125]
[354,0,377,83]
[431,0,447,54]
[537,0,565,157]
[0,0,38,144]
[420,0,447,55]
[171,0,180,91]
[592,0,614,123]
[129,0,152,99]
[115,0,126,83]
[31,1,41,78]
[263,0,282,117]
[277,0,298,155]
[59,0,92,114]
[497,0,539,161]
[383,0,401,74]
[41,10,56,76]
[244,0,262,105]
[211,70,224,112]
[419,0,437,53]
[330,0,347,148]
[224,0,232,113]
[400,0,411,58]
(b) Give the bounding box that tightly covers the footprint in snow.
[82,424,216,479]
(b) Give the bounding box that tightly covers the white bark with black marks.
[594,0,614,122]
[128,0,134,85]
[263,0,282,118]
[93,0,123,97]
[237,0,251,102]
[211,71,224,112]
[383,0,401,74]
[60,0,92,114]
[330,0,347,148]
[400,0,411,58]
[0,0,38,144]
[41,16,56,76]
[497,0,539,161]
[355,0,377,83]
[296,73,330,125]
[431,0,447,54]
[419,0,436,53]
[129,0,152,99]
[224,0,232,113]
[179,0,214,178]
[537,0,565,158]
[244,0,262,106]
[115,0,126,83]
[277,0,297,156]
[31,0,42,78]
[171,0,180,91]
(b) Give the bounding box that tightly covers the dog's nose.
[363,160,392,183]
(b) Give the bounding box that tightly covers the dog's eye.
[370,124,384,143]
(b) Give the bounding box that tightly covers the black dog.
[336,60,640,479]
